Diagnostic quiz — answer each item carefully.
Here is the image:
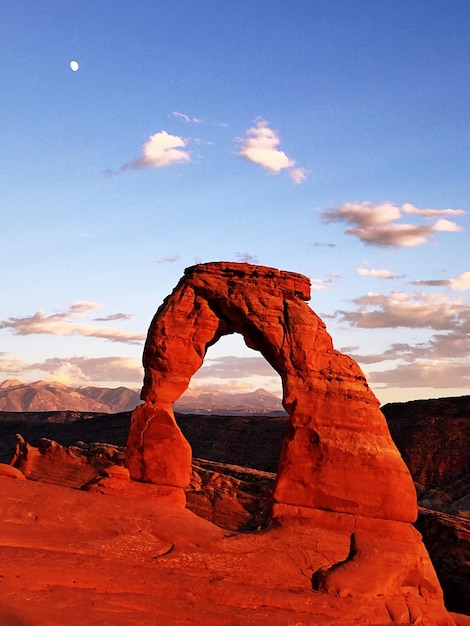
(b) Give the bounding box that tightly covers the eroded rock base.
[0,478,459,625]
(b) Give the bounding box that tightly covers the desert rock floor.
[1,478,468,626]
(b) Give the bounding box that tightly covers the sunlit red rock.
[124,262,451,618]
[127,262,416,522]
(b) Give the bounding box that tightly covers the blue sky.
[1,1,469,405]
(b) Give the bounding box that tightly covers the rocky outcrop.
[415,507,470,616]
[9,436,125,489]
[127,262,416,521]
[7,435,273,521]
[187,459,275,531]
[125,262,451,619]
[383,398,470,615]
[383,396,470,491]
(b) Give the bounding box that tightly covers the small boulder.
[0,463,26,480]
[104,465,130,480]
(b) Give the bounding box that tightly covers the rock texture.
[383,396,470,515]
[415,507,470,616]
[187,459,275,531]
[9,436,125,489]
[4,479,468,626]
[5,404,468,617]
[125,262,450,618]
[383,397,470,615]
[127,262,416,521]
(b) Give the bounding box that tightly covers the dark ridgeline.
[0,410,288,473]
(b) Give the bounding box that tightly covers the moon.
[70,60,79,72]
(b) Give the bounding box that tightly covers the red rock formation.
[127,262,416,521]
[125,262,451,619]
[383,396,470,490]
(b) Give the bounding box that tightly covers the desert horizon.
[3,2,469,623]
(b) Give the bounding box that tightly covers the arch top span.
[126,262,417,524]
[183,261,312,301]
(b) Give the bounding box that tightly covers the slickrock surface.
[0,478,464,626]
[123,262,452,619]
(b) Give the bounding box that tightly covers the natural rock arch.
[125,262,452,614]
[126,262,416,523]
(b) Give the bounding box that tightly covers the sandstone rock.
[85,476,186,507]
[10,438,126,489]
[187,459,275,531]
[415,507,470,616]
[125,262,450,619]
[127,262,417,524]
[0,462,25,480]
[383,396,470,490]
[103,464,130,480]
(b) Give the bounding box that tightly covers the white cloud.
[321,202,465,247]
[311,278,334,291]
[0,302,145,344]
[192,355,277,380]
[369,358,470,389]
[0,354,143,386]
[238,119,306,183]
[402,204,466,218]
[432,218,462,232]
[336,291,467,330]
[116,131,191,173]
[289,167,308,184]
[138,131,191,168]
[356,268,396,279]
[411,271,470,291]
[347,321,470,393]
[39,356,143,385]
[451,272,470,290]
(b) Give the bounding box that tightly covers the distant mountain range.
[0,380,285,416]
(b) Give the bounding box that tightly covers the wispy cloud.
[345,314,470,391]
[152,255,181,264]
[236,252,258,263]
[335,291,467,331]
[311,277,335,291]
[171,111,202,124]
[93,313,135,322]
[353,328,470,366]
[192,355,277,380]
[0,302,145,344]
[321,202,465,247]
[356,267,396,279]
[238,119,307,183]
[36,356,143,384]
[412,271,470,291]
[368,358,470,389]
[0,354,143,385]
[289,167,307,184]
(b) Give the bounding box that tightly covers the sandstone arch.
[126,262,416,523]
[125,262,451,613]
